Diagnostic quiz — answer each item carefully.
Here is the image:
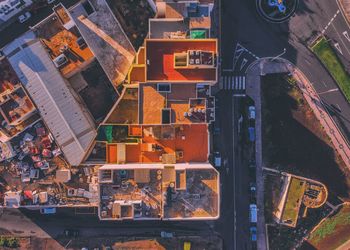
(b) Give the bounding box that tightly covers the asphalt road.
[0,208,217,239]
[221,0,350,142]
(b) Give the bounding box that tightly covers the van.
[214,152,221,167]
[248,127,255,142]
[250,204,257,223]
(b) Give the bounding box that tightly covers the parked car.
[214,151,221,168]
[250,183,256,202]
[64,229,79,238]
[40,207,56,214]
[18,12,31,23]
[249,204,257,223]
[47,0,56,4]
[248,106,256,120]
[250,226,257,241]
[248,127,255,142]
[161,231,174,238]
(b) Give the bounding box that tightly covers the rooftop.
[33,12,95,78]
[145,39,217,82]
[0,58,38,141]
[69,0,135,85]
[140,83,214,124]
[96,124,208,164]
[98,164,219,220]
[149,19,188,39]
[155,1,212,19]
[2,31,97,166]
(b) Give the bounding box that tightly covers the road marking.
[334,42,343,55]
[336,103,342,111]
[343,31,350,42]
[232,43,259,71]
[322,10,340,34]
[232,43,246,70]
[322,82,327,87]
[318,88,339,95]
[240,58,248,71]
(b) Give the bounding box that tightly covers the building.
[0,0,220,221]
[98,164,219,220]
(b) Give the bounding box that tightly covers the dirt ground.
[307,204,350,250]
[261,74,350,199]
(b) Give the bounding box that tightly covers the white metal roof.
[3,31,96,166]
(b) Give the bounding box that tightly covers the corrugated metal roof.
[3,31,96,166]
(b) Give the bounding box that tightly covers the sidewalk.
[291,67,350,169]
[245,57,350,250]
[246,59,289,250]
[339,0,350,24]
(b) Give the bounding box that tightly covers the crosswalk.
[220,75,246,96]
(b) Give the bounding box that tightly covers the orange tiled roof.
[145,39,217,82]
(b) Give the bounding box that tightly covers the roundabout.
[256,0,299,23]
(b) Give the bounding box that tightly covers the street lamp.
[271,48,287,61]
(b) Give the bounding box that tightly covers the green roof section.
[190,30,207,39]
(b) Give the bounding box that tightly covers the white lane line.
[322,82,327,87]
[331,22,350,56]
[240,58,248,71]
[322,10,340,34]
[336,103,342,111]
[318,88,339,95]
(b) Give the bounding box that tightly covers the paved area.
[245,56,350,249]
[290,63,350,169]
[222,0,350,144]
[246,59,289,250]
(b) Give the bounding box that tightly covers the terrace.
[69,0,135,86]
[140,83,215,124]
[145,39,217,82]
[99,168,162,220]
[95,124,208,164]
[163,168,219,219]
[0,59,39,142]
[98,165,219,220]
[33,12,94,78]
[104,87,139,124]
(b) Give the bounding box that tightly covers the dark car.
[250,182,256,202]
[64,229,79,238]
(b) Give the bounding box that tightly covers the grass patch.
[311,37,350,102]
[309,205,350,249]
[281,177,306,225]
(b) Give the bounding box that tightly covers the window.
[157,83,171,93]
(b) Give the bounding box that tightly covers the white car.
[248,106,256,120]
[18,12,31,23]
[47,0,56,4]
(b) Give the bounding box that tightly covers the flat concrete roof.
[69,0,135,86]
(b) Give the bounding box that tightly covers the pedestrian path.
[220,72,246,96]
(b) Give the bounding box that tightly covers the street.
[221,0,350,141]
